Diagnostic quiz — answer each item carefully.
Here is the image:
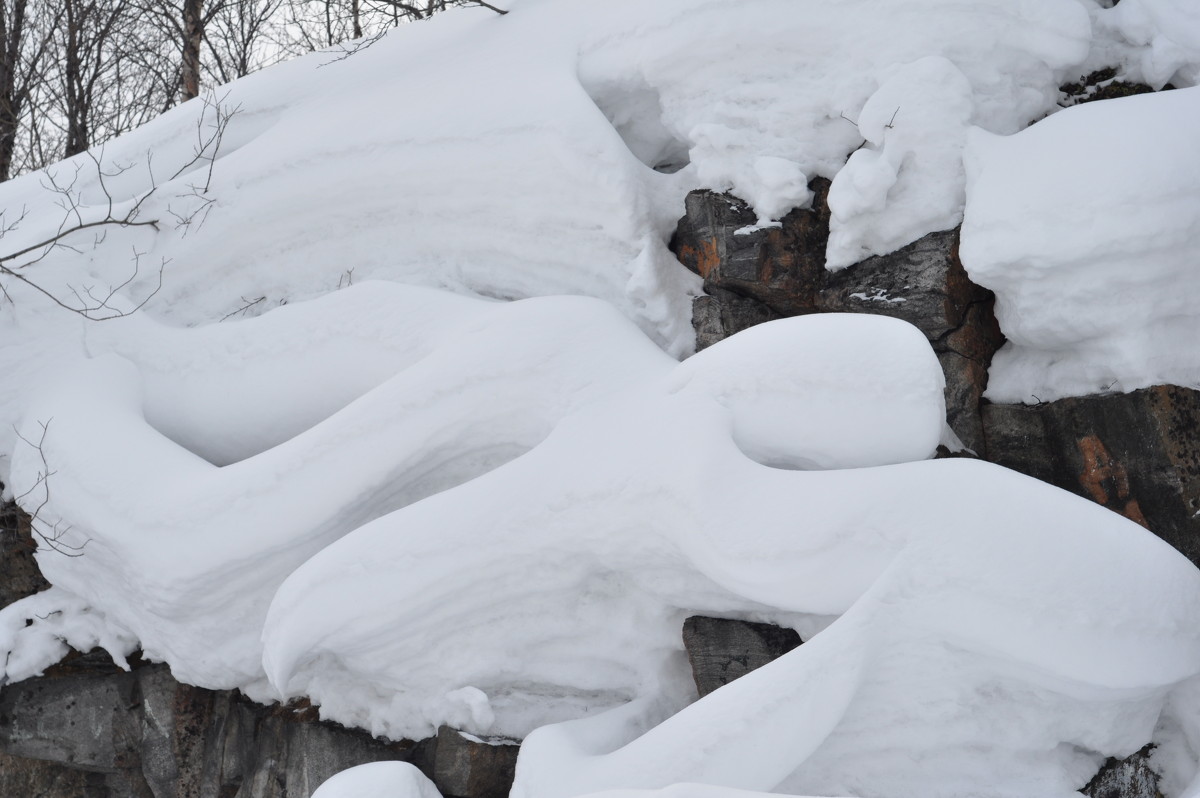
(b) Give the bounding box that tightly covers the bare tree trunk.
[63,0,88,156]
[0,0,51,180]
[0,1,22,181]
[181,0,202,100]
[352,0,361,39]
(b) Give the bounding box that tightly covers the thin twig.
[12,420,91,557]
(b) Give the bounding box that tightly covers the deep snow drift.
[1,2,1200,798]
[0,0,1191,478]
[961,85,1200,403]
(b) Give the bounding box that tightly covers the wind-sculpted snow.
[5,284,1200,798]
[2,285,941,695]
[961,86,1200,403]
[5,0,1180,476]
[2,3,1200,798]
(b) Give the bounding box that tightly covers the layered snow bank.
[960,85,1200,402]
[507,456,1200,798]
[2,286,942,704]
[1098,0,1200,88]
[0,0,1147,479]
[9,282,1198,798]
[2,2,1200,797]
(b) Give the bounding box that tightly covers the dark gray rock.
[1061,68,1161,108]
[426,726,520,798]
[232,712,408,798]
[0,501,50,609]
[0,651,531,798]
[672,188,1003,453]
[0,751,107,797]
[823,231,1002,453]
[672,181,831,316]
[692,288,781,352]
[820,230,983,341]
[0,666,139,770]
[1083,746,1163,798]
[0,503,526,798]
[983,385,1200,565]
[0,659,415,798]
[682,616,802,698]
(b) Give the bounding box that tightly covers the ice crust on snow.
[961,85,1200,403]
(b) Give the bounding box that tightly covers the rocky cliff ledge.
[672,183,1200,572]
[1,178,1194,797]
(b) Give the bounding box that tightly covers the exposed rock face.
[682,616,802,698]
[692,288,782,352]
[983,386,1200,565]
[672,187,1003,452]
[1060,68,1160,107]
[0,499,50,609]
[1082,746,1163,798]
[0,648,527,798]
[0,501,521,798]
[0,650,414,798]
[672,180,832,319]
[671,183,1200,574]
[426,726,519,798]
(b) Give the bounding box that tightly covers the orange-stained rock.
[670,187,1002,453]
[983,386,1200,566]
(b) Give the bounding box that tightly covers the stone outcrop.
[1060,68,1160,107]
[682,616,802,698]
[0,501,499,798]
[672,186,1003,452]
[672,180,832,321]
[0,646,525,798]
[0,498,50,609]
[983,386,1200,565]
[0,650,415,798]
[670,183,1200,574]
[1082,746,1163,798]
[425,726,519,798]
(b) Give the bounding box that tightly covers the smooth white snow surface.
[0,0,1180,476]
[3,281,1200,798]
[1,288,944,707]
[312,762,444,798]
[1,3,1200,798]
[961,85,1200,402]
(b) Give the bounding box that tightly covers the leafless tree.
[1,0,502,185]
[279,0,502,56]
[205,0,285,84]
[16,0,178,168]
[138,0,229,102]
[0,0,57,181]
[59,0,130,157]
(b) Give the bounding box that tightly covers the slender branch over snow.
[0,91,238,320]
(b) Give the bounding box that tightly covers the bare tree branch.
[0,91,235,320]
[12,419,90,557]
